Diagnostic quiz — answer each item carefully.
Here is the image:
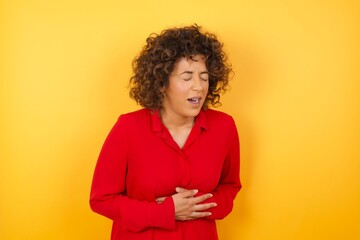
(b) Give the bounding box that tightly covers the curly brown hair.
[129,24,232,110]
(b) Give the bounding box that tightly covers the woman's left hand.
[155,187,217,220]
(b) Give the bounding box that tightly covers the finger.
[176,211,212,220]
[178,189,198,198]
[192,193,213,204]
[189,211,212,218]
[175,215,190,221]
[175,187,187,193]
[155,197,166,203]
[192,202,217,211]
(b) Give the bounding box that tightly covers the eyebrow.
[180,71,209,75]
[180,71,193,75]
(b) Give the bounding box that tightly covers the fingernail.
[213,203,217,207]
[208,212,212,216]
[209,194,213,197]
[193,189,198,194]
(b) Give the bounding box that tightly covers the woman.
[90,25,241,240]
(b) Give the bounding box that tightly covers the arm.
[199,120,241,220]
[89,116,175,232]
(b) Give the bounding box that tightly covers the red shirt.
[90,108,241,240]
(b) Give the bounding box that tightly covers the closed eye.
[180,71,209,81]
[200,72,209,81]
[181,71,193,81]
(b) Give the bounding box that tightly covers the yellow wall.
[1,0,359,239]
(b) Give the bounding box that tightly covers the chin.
[188,108,202,117]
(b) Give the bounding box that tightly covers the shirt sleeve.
[198,118,241,220]
[89,115,175,232]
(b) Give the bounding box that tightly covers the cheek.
[175,82,191,92]
[203,81,209,92]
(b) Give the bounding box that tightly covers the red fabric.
[90,108,241,240]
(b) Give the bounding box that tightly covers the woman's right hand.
[157,187,217,221]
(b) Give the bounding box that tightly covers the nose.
[192,74,204,91]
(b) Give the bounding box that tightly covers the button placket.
[178,152,191,187]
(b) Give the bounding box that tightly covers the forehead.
[173,55,207,71]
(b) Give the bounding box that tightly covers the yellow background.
[1,0,359,239]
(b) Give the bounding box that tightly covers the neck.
[159,109,195,130]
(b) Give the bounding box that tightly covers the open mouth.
[187,97,201,104]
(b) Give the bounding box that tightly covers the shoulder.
[118,108,151,120]
[204,109,235,125]
[203,109,237,133]
[114,108,151,128]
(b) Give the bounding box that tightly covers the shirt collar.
[194,109,208,131]
[151,109,163,132]
[150,109,208,132]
